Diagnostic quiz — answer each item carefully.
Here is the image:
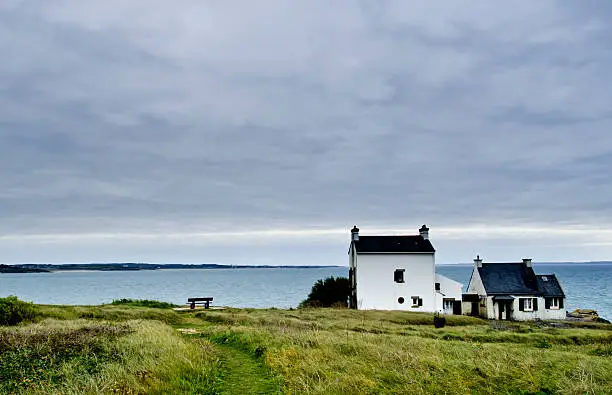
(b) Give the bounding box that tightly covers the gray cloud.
[1,1,612,264]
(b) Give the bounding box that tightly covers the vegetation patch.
[300,276,349,308]
[0,318,221,394]
[111,298,179,309]
[0,296,40,326]
[187,308,612,394]
[0,321,130,393]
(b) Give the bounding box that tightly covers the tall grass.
[0,319,221,394]
[186,308,612,394]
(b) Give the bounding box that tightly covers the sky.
[1,1,612,265]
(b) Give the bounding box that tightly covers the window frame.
[523,298,533,311]
[411,296,423,307]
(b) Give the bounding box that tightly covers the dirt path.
[215,343,281,395]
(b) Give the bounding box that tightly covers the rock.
[567,309,600,322]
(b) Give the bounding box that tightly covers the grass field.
[1,301,611,394]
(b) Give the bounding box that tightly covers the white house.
[463,256,566,321]
[348,225,462,313]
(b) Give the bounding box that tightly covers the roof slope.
[478,262,540,295]
[478,262,566,297]
[354,235,435,254]
[536,274,565,297]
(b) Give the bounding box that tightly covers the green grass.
[181,308,612,394]
[0,317,221,394]
[110,298,180,309]
[2,302,612,394]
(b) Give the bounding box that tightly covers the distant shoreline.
[0,263,345,273]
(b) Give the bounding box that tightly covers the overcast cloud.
[1,1,612,264]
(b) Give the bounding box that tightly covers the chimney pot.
[351,225,360,242]
[522,258,532,267]
[474,255,483,268]
[419,224,430,240]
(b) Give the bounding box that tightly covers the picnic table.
[187,297,213,309]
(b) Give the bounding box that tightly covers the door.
[471,302,479,316]
[498,302,511,320]
[453,301,462,315]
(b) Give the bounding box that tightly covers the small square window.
[411,296,423,307]
[435,282,440,291]
[394,269,405,283]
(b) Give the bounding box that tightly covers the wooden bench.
[187,297,213,309]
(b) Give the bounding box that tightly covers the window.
[398,297,405,304]
[546,297,563,310]
[411,296,423,307]
[443,299,454,310]
[519,298,538,312]
[435,282,440,291]
[394,269,405,283]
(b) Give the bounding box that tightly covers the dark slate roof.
[478,262,566,297]
[536,274,565,297]
[354,236,435,254]
[478,262,540,295]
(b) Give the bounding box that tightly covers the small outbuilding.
[463,256,566,321]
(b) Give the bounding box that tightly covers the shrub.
[110,299,178,309]
[433,313,446,328]
[300,276,349,308]
[0,296,39,326]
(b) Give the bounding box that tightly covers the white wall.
[467,266,485,295]
[485,296,567,321]
[511,297,566,321]
[435,273,463,314]
[356,253,435,311]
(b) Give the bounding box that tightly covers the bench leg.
[190,302,195,309]
[204,301,210,309]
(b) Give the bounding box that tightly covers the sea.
[1,263,610,320]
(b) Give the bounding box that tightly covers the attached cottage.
[348,225,462,313]
[463,256,566,321]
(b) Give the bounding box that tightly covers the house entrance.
[470,302,479,316]
[497,301,512,320]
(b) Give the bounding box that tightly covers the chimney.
[419,224,430,240]
[522,258,532,267]
[474,255,483,268]
[351,225,360,242]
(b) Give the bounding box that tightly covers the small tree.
[300,276,349,308]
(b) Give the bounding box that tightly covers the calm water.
[1,263,610,319]
[0,267,348,309]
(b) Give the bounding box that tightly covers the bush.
[110,299,178,309]
[300,276,349,308]
[0,296,39,326]
[434,313,446,328]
